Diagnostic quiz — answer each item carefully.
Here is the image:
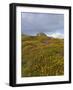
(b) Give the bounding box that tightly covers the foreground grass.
[21,35,64,77]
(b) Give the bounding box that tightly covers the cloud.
[46,32,64,39]
[21,12,64,36]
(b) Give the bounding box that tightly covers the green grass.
[21,35,64,77]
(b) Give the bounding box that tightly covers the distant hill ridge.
[22,32,64,39]
[22,32,47,37]
[36,32,47,36]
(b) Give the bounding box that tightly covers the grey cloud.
[21,12,64,36]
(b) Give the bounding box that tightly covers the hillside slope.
[21,34,64,77]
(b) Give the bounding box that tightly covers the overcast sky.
[21,12,64,38]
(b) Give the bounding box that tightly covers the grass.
[21,34,64,77]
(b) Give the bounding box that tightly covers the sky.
[21,12,64,39]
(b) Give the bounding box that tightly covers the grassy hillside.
[21,34,64,77]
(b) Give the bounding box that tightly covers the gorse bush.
[21,34,64,77]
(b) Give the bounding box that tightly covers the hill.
[21,33,64,77]
[37,32,47,36]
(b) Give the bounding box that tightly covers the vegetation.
[21,33,64,77]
